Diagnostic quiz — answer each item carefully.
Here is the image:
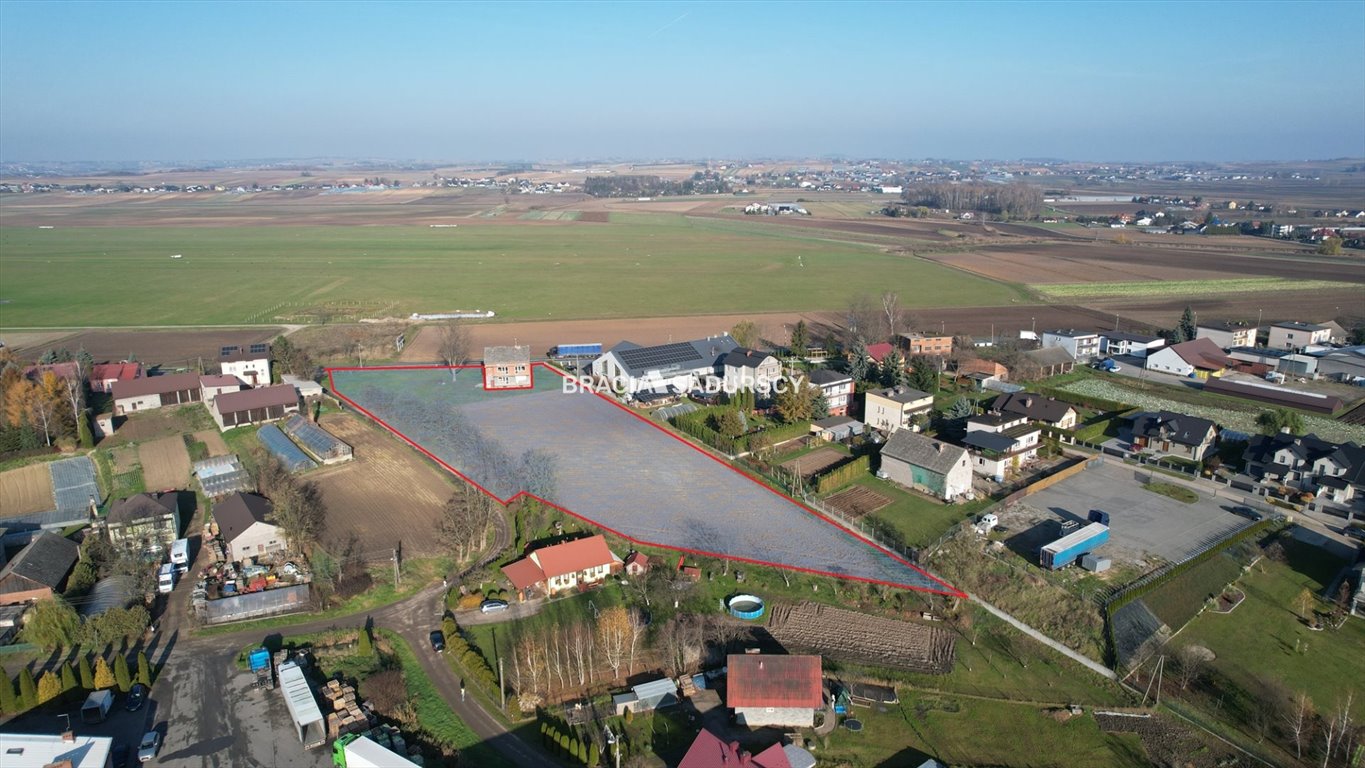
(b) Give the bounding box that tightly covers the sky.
[2,0,1363,163]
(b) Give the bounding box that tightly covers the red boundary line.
[325,362,964,598]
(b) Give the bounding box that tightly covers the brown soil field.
[310,411,458,557]
[139,436,192,491]
[0,463,55,517]
[104,405,209,445]
[6,327,283,367]
[1081,286,1365,330]
[110,445,140,474]
[192,430,230,457]
[576,211,610,223]
[779,448,848,479]
[920,241,1365,285]
[824,486,893,519]
[767,601,956,674]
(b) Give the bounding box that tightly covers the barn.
[209,384,301,431]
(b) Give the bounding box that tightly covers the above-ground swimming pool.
[728,594,765,620]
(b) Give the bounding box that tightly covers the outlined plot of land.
[329,363,960,596]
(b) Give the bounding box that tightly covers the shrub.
[0,674,17,714]
[60,663,77,693]
[78,655,94,690]
[114,654,132,693]
[37,671,61,705]
[358,628,374,656]
[93,657,114,690]
[18,668,37,709]
[136,652,152,687]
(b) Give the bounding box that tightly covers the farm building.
[0,733,113,768]
[209,384,300,430]
[0,532,79,605]
[624,551,649,576]
[105,492,180,554]
[1127,411,1218,461]
[726,653,824,728]
[677,728,812,768]
[212,492,286,561]
[1196,321,1257,349]
[956,358,1009,380]
[1145,338,1233,379]
[992,391,1078,430]
[591,335,738,396]
[1100,330,1165,359]
[78,576,136,619]
[483,345,532,390]
[1022,346,1076,377]
[863,386,933,433]
[879,430,972,501]
[810,415,864,442]
[281,373,323,398]
[257,424,317,472]
[193,454,253,498]
[1316,345,1365,384]
[199,374,243,401]
[1203,377,1343,414]
[808,368,854,416]
[219,342,271,386]
[281,414,352,464]
[89,362,142,393]
[22,361,80,383]
[721,347,783,395]
[112,371,202,416]
[501,534,620,600]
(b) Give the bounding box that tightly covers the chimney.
[61,729,76,742]
[934,442,943,453]
[729,741,742,758]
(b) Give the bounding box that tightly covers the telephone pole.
[392,546,400,589]
[498,657,505,712]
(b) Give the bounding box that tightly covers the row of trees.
[0,650,153,715]
[510,606,647,705]
[0,348,91,451]
[437,485,503,566]
[901,182,1044,219]
[20,596,150,651]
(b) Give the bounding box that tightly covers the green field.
[0,215,1017,327]
[1034,277,1344,300]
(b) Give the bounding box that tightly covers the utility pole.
[498,657,505,712]
[392,546,400,589]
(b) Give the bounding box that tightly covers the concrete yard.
[1021,459,1254,565]
[331,365,957,594]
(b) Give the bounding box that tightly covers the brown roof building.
[501,534,619,599]
[112,372,203,416]
[209,384,300,431]
[726,654,823,727]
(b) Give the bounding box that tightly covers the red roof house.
[500,534,619,599]
[865,343,894,366]
[677,729,794,768]
[727,654,823,727]
[624,552,649,576]
[89,362,143,393]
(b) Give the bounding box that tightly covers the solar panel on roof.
[249,343,269,354]
[617,342,703,371]
[220,345,237,357]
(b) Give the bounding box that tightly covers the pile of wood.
[321,678,372,740]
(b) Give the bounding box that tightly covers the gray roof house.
[0,532,80,605]
[1128,411,1219,461]
[993,391,1079,429]
[879,430,973,501]
[591,335,739,396]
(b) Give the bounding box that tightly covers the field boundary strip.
[325,362,963,598]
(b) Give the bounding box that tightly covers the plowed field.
[0,463,55,517]
[139,436,193,491]
[767,601,956,674]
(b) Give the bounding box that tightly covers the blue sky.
[1,0,1362,162]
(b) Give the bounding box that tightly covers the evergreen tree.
[93,656,115,690]
[37,671,61,704]
[78,655,94,690]
[77,412,93,450]
[1175,306,1196,343]
[137,651,153,687]
[789,320,809,358]
[848,343,871,383]
[114,654,132,693]
[18,668,37,709]
[60,662,77,694]
[909,356,940,393]
[0,673,17,714]
[358,628,374,656]
[879,349,904,387]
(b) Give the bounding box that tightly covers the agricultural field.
[5,327,281,369]
[1035,277,1347,300]
[778,446,848,478]
[0,462,55,516]
[309,411,460,557]
[766,601,955,673]
[138,434,193,490]
[0,215,1017,327]
[330,364,958,594]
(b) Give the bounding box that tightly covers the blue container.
[554,343,602,357]
[248,648,270,672]
[1040,523,1109,569]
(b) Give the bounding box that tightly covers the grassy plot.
[821,695,1149,768]
[1143,481,1199,504]
[1034,277,1344,300]
[852,476,988,549]
[0,217,1017,327]
[462,587,626,672]
[1140,550,1245,630]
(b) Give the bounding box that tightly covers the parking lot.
[1018,459,1254,566]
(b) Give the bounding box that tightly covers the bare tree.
[844,293,882,344]
[597,606,631,680]
[1324,692,1354,765]
[730,320,760,349]
[569,623,589,687]
[1249,675,1288,744]
[1173,645,1208,691]
[1283,691,1314,760]
[436,321,471,380]
[625,609,646,677]
[881,291,902,340]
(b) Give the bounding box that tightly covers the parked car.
[137,731,160,763]
[1343,526,1365,541]
[480,599,509,614]
[125,683,147,712]
[429,630,446,654]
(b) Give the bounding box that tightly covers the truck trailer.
[552,342,602,358]
[332,734,422,768]
[1040,522,1109,569]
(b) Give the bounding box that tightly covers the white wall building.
[1267,322,1332,352]
[1041,329,1102,361]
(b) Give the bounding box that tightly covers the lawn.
[462,587,626,672]
[1143,481,1199,504]
[821,695,1149,768]
[1140,550,1245,630]
[854,476,987,549]
[0,217,1017,327]
[1175,537,1365,721]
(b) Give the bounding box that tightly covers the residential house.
[612,677,679,715]
[807,369,854,416]
[865,342,895,368]
[1242,433,1365,506]
[962,412,1041,481]
[212,492,286,561]
[1196,321,1257,349]
[501,534,620,600]
[623,552,649,577]
[209,384,300,430]
[863,386,933,433]
[810,415,864,442]
[1268,322,1332,352]
[898,332,953,358]
[1145,338,1233,379]
[678,728,813,768]
[721,348,783,395]
[111,372,202,416]
[727,653,824,728]
[992,391,1078,430]
[591,335,738,396]
[1127,411,1218,461]
[22,361,80,383]
[483,345,532,390]
[1100,331,1166,359]
[1041,329,1102,361]
[879,429,973,501]
[1320,320,1349,346]
[0,533,79,605]
[1022,346,1076,377]
[199,374,243,401]
[219,342,271,386]
[89,362,142,394]
[105,492,180,553]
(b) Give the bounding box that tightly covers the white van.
[170,538,190,573]
[157,562,177,594]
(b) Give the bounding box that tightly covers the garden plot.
[330,365,958,595]
[0,463,56,518]
[767,602,955,674]
[779,447,847,478]
[825,486,893,519]
[139,435,193,490]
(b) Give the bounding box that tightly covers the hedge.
[814,455,870,494]
[441,618,498,697]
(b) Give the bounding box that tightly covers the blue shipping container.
[554,343,602,357]
[1040,522,1109,569]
